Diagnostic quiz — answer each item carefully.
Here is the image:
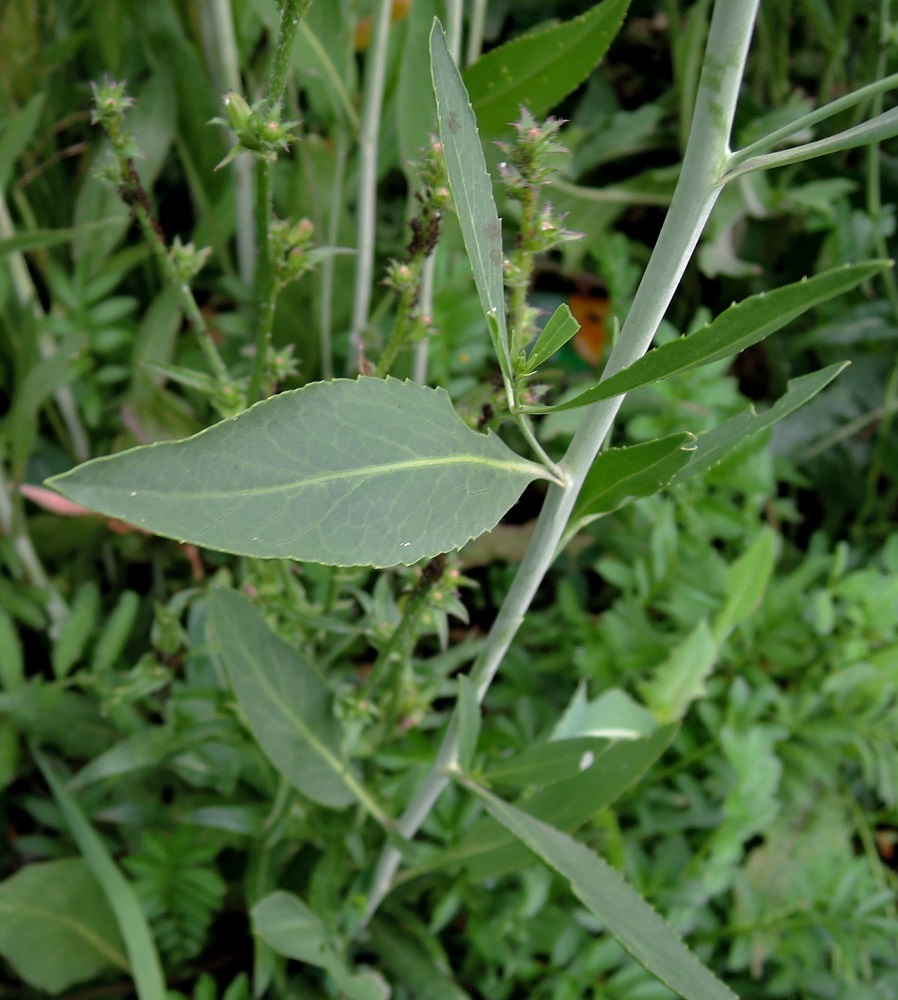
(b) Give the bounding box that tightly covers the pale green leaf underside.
[431,22,511,378]
[522,303,581,373]
[208,588,386,819]
[462,780,738,1000]
[0,859,128,995]
[527,261,887,412]
[48,378,543,568]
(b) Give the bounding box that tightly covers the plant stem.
[348,0,393,371]
[246,0,310,401]
[0,464,68,632]
[248,159,275,402]
[267,0,309,110]
[320,130,349,380]
[466,0,488,66]
[131,204,231,388]
[362,0,761,923]
[207,0,257,284]
[0,194,90,462]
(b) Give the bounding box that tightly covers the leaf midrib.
[104,453,539,502]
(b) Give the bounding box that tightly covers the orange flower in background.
[569,293,610,367]
[355,0,412,51]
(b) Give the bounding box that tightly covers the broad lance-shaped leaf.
[465,0,630,138]
[458,777,738,1000]
[526,261,888,412]
[671,362,849,484]
[0,859,128,995]
[573,432,695,521]
[208,588,389,823]
[47,377,545,567]
[431,21,512,383]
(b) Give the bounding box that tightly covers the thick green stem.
[267,0,309,110]
[362,0,760,923]
[348,0,393,370]
[248,160,275,402]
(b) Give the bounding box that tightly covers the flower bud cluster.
[213,92,296,168]
[169,237,212,284]
[270,217,316,291]
[496,108,568,193]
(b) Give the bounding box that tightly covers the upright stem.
[362,0,760,923]
[247,0,309,403]
[207,0,257,284]
[348,0,393,370]
[466,0,488,67]
[248,159,275,402]
[320,130,349,380]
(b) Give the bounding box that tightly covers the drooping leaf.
[431,22,511,381]
[464,0,631,138]
[441,725,676,880]
[527,262,887,412]
[208,588,388,823]
[640,621,717,723]
[253,892,389,1000]
[712,529,777,644]
[520,303,581,374]
[48,378,545,568]
[459,778,738,1000]
[35,753,167,1000]
[671,362,849,483]
[573,432,696,521]
[0,858,128,995]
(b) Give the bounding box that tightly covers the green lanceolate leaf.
[520,303,581,374]
[527,262,888,412]
[208,588,389,823]
[712,529,777,644]
[253,892,389,1000]
[458,778,738,1000]
[573,432,696,521]
[47,378,545,568]
[465,0,631,137]
[640,621,717,723]
[440,725,676,881]
[0,858,128,995]
[671,362,850,484]
[35,752,167,1000]
[431,21,511,383]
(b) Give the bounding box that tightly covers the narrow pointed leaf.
[671,363,849,484]
[573,432,695,520]
[431,22,511,380]
[441,725,676,880]
[35,752,167,1000]
[208,588,388,823]
[712,529,777,644]
[464,0,631,137]
[47,378,544,568]
[527,262,887,412]
[641,621,717,723]
[520,303,581,374]
[482,736,612,788]
[459,778,738,1000]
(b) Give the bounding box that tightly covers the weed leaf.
[208,587,388,823]
[460,778,738,1000]
[528,262,887,411]
[48,378,544,567]
[465,0,631,137]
